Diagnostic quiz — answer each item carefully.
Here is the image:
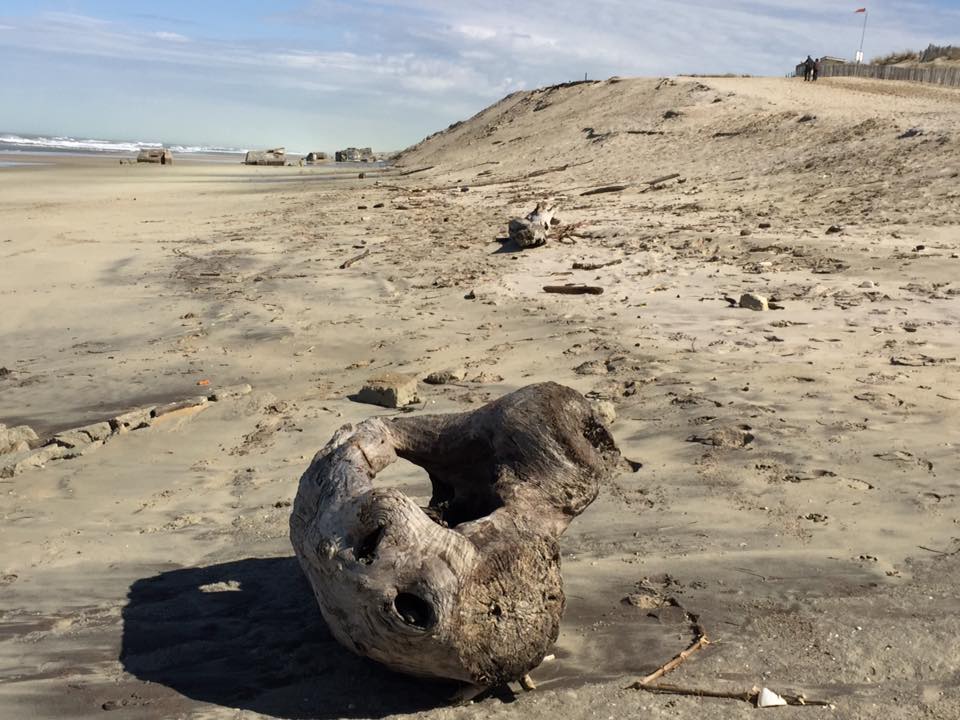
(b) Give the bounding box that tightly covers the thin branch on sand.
[626,614,833,708]
[631,683,835,708]
[629,615,710,687]
[339,249,370,269]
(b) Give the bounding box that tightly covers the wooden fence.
[816,62,960,88]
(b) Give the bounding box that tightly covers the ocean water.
[0,132,246,157]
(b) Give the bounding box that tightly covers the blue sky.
[1,1,958,150]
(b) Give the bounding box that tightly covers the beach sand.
[1,76,959,719]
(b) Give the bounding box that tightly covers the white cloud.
[455,25,498,41]
[1,1,957,148]
[152,31,189,43]
[5,3,955,94]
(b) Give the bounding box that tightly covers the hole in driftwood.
[374,457,432,498]
[394,592,435,630]
[428,478,503,528]
[354,525,385,565]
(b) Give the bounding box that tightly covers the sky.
[1,1,958,151]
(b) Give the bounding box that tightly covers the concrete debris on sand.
[209,383,253,401]
[137,148,173,165]
[890,355,955,367]
[244,148,286,166]
[111,408,154,433]
[739,292,769,311]
[77,421,113,442]
[151,396,209,419]
[51,429,95,449]
[1,445,72,478]
[423,367,467,385]
[335,147,375,162]
[1,385,253,478]
[355,373,421,408]
[687,425,755,448]
[591,399,617,426]
[0,424,40,455]
[575,360,610,376]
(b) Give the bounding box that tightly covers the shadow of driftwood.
[120,557,455,719]
[491,236,525,254]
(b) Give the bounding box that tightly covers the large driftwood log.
[508,202,556,249]
[290,382,620,687]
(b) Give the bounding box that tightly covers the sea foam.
[0,133,245,155]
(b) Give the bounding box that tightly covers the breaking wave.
[0,133,245,155]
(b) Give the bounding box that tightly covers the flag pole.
[857,10,868,64]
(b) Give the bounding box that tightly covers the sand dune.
[1,76,959,719]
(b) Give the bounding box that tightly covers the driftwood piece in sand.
[626,613,832,708]
[508,202,556,249]
[543,284,604,295]
[631,683,834,708]
[572,259,622,270]
[465,160,593,190]
[339,248,370,269]
[580,184,628,196]
[645,172,681,186]
[290,383,621,688]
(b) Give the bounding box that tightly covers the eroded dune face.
[397,75,960,229]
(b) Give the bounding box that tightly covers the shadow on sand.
[120,557,456,719]
[491,236,525,254]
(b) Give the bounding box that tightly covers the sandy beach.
[1,75,959,719]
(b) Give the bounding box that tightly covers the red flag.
[854,7,866,12]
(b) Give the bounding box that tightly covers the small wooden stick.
[626,606,834,708]
[519,674,537,691]
[339,249,370,269]
[581,184,628,196]
[398,165,434,176]
[631,683,834,708]
[572,259,622,270]
[631,683,754,702]
[554,221,587,241]
[645,172,681,186]
[632,618,710,686]
[543,285,604,295]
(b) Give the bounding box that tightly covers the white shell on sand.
[757,688,788,708]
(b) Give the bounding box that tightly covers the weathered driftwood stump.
[508,202,556,249]
[290,382,620,687]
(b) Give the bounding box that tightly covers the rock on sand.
[739,292,769,311]
[356,373,420,408]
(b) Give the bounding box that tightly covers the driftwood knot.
[290,382,621,686]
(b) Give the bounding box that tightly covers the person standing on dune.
[803,55,815,81]
[813,57,821,81]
